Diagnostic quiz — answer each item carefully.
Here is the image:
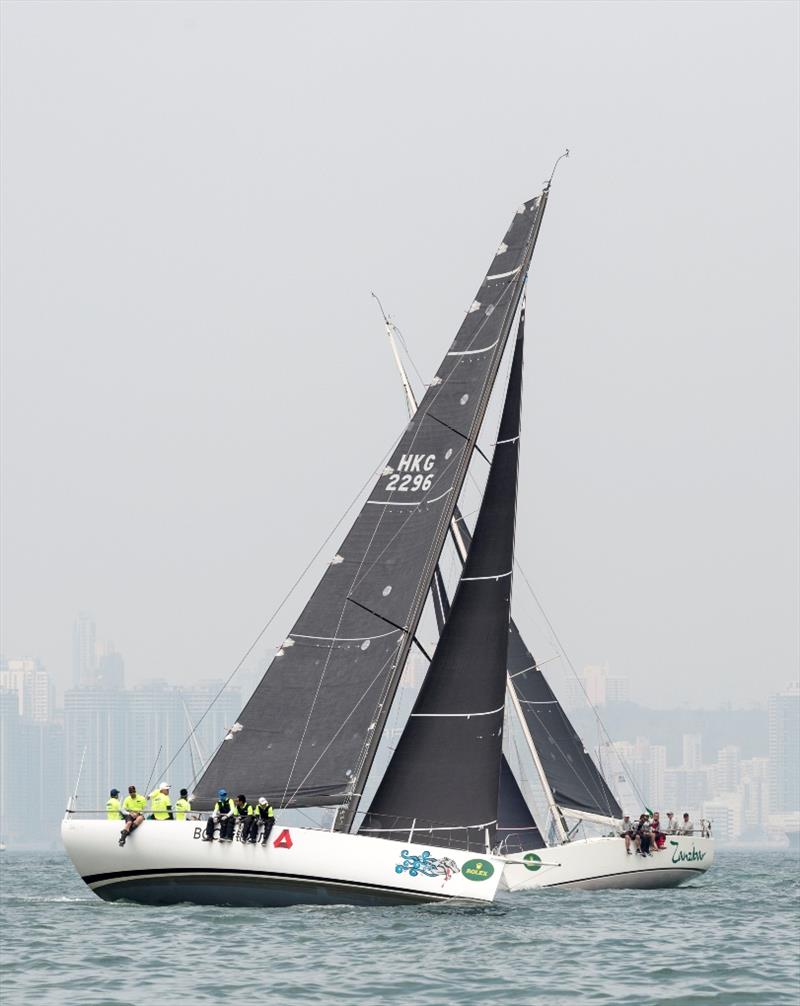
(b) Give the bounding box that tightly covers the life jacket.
[254,803,274,820]
[214,799,236,816]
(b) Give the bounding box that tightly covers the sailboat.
[61,187,552,907]
[376,284,715,894]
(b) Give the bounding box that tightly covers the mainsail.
[359,315,525,851]
[194,194,548,817]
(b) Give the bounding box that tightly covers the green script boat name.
[669,840,706,864]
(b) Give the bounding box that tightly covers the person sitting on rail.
[666,811,677,834]
[679,812,694,835]
[619,815,636,855]
[252,797,275,845]
[119,785,147,847]
[203,789,238,842]
[652,811,666,850]
[635,813,653,856]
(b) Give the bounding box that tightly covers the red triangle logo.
[273,828,293,849]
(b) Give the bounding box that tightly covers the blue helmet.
[218,789,228,799]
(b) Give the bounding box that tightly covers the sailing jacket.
[106,797,122,820]
[174,798,191,821]
[123,793,147,815]
[149,791,173,820]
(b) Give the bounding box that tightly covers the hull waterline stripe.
[509,866,708,889]
[82,866,458,902]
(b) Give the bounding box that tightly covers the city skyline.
[2,623,797,847]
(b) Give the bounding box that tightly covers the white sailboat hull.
[502,835,714,892]
[62,819,503,907]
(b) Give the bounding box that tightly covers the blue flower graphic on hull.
[395,850,461,882]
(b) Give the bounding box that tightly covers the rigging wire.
[158,428,407,786]
[387,307,649,813]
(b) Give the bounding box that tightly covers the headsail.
[507,632,622,819]
[359,312,526,851]
[194,194,548,816]
[496,757,545,852]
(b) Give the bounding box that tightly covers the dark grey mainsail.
[359,315,525,851]
[194,194,548,816]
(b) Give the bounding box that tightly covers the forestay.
[194,194,548,815]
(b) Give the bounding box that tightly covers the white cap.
[258,797,267,806]
[159,781,170,789]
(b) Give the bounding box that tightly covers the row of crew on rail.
[619,811,704,856]
[106,784,275,848]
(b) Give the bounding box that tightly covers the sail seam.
[485,266,522,281]
[411,704,504,718]
[447,338,500,357]
[291,627,402,643]
[495,435,520,445]
[361,819,498,832]
[366,487,452,507]
[460,570,512,582]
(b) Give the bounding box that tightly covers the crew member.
[174,789,192,821]
[149,782,173,821]
[119,785,147,847]
[203,789,237,842]
[106,789,122,821]
[619,814,635,854]
[236,795,257,843]
[252,797,275,845]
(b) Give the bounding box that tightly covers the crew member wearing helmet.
[148,782,173,821]
[106,789,122,821]
[203,789,237,842]
[252,797,275,846]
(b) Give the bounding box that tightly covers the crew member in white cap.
[148,782,173,820]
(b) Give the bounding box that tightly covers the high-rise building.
[0,658,55,722]
[602,737,666,814]
[96,645,125,691]
[0,686,64,846]
[682,733,703,770]
[768,683,800,813]
[714,745,741,793]
[72,612,97,688]
[64,687,128,817]
[579,664,630,708]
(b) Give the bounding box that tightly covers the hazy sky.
[2,1,797,709]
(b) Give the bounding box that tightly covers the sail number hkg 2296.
[385,453,436,493]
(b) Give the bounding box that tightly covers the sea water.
[1,848,798,1005]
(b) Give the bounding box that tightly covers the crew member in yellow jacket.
[148,782,173,820]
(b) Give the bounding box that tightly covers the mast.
[336,190,549,834]
[360,311,527,850]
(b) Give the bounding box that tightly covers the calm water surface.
[1,848,798,1005]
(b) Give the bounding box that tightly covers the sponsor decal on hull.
[394,850,460,882]
[462,858,494,882]
[669,840,706,864]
